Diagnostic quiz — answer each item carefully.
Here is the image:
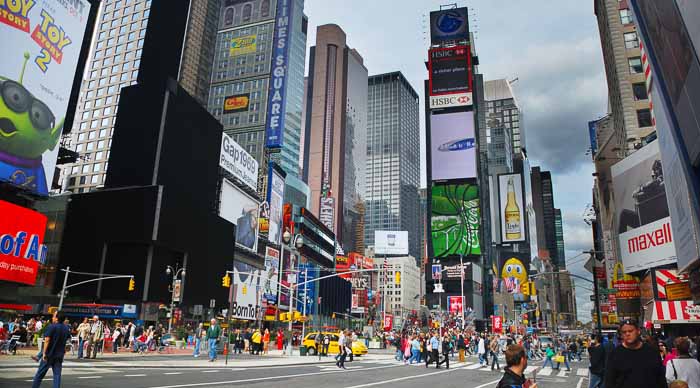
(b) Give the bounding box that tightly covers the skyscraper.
[364,72,420,259]
[303,24,367,253]
[483,79,522,171]
[554,208,565,269]
[61,0,219,193]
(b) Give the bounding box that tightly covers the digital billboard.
[0,200,47,285]
[267,164,285,245]
[219,179,259,252]
[223,94,250,114]
[265,0,294,148]
[429,45,472,97]
[431,184,481,257]
[430,111,476,181]
[611,141,677,273]
[0,0,92,195]
[498,173,525,243]
[430,7,469,45]
[374,231,409,255]
[220,132,259,191]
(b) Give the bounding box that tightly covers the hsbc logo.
[429,92,473,109]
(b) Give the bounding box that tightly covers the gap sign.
[0,200,47,285]
[265,0,294,148]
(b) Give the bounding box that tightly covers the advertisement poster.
[223,94,250,114]
[499,174,525,242]
[319,196,335,232]
[448,296,464,315]
[232,261,262,321]
[432,264,442,280]
[429,45,472,96]
[229,34,257,56]
[262,247,280,305]
[374,231,409,255]
[0,0,92,195]
[220,133,259,191]
[267,166,284,245]
[431,184,481,257]
[429,7,469,44]
[492,315,503,333]
[296,263,316,314]
[612,141,677,273]
[265,0,294,148]
[219,179,259,252]
[430,112,476,180]
[383,314,393,331]
[501,257,528,293]
[0,200,47,285]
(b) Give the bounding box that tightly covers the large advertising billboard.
[611,141,677,273]
[429,45,472,97]
[229,34,257,56]
[431,184,481,257]
[296,263,316,314]
[0,0,92,195]
[429,7,469,45]
[223,94,250,114]
[219,179,259,252]
[499,173,525,243]
[231,261,262,320]
[374,231,409,255]
[265,0,294,148]
[267,165,284,245]
[262,246,280,305]
[220,133,259,191]
[430,111,476,181]
[0,200,47,285]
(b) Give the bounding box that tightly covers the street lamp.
[165,263,186,334]
[282,230,303,355]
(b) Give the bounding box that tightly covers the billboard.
[432,264,442,280]
[498,173,525,242]
[219,179,259,252]
[500,257,528,293]
[429,93,472,109]
[611,141,677,273]
[430,111,476,181]
[265,0,294,148]
[229,34,257,56]
[448,296,464,315]
[220,132,259,191]
[267,165,285,244]
[431,184,481,257]
[429,7,469,45]
[0,200,47,285]
[231,261,262,320]
[0,0,92,195]
[296,263,316,314]
[223,94,250,114]
[429,45,472,97]
[374,231,409,255]
[262,246,280,305]
[319,196,335,232]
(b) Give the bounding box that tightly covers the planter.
[175,340,185,349]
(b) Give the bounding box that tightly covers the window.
[628,57,643,74]
[620,8,632,24]
[632,83,648,101]
[242,3,252,22]
[624,32,639,49]
[637,109,653,127]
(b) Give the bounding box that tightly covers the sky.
[303,0,608,322]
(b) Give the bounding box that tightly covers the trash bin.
[299,345,307,356]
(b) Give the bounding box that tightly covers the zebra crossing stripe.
[466,363,487,370]
[537,367,553,376]
[557,370,568,378]
[576,368,589,377]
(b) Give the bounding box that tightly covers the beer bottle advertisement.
[499,174,525,242]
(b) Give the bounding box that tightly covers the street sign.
[210,299,216,308]
[193,305,203,315]
[433,283,445,293]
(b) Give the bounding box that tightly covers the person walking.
[490,335,501,370]
[336,330,346,362]
[193,323,204,358]
[426,331,440,368]
[315,333,323,360]
[477,334,487,366]
[251,328,262,355]
[457,332,466,363]
[76,318,90,360]
[337,330,350,369]
[32,313,71,388]
[438,334,450,369]
[666,337,700,388]
[605,319,667,388]
[206,319,221,362]
[409,336,421,364]
[111,323,122,354]
[322,333,330,357]
[87,316,104,359]
[276,328,284,351]
[542,344,556,369]
[263,329,270,355]
[588,335,606,388]
[496,344,538,388]
[233,328,244,354]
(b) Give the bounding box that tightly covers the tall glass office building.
[365,72,421,259]
[207,0,307,179]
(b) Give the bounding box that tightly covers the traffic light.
[529,281,537,296]
[293,311,302,321]
[279,313,288,322]
[521,282,530,296]
[395,271,401,285]
[128,277,135,291]
[222,274,231,288]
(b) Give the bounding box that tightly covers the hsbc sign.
[429,92,473,109]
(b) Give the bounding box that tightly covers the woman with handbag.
[666,337,700,388]
[542,344,556,369]
[554,348,571,371]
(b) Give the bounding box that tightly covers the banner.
[267,166,284,244]
[492,315,503,333]
[220,133,259,191]
[448,296,464,315]
[265,0,294,148]
[231,261,262,321]
[262,247,280,305]
[219,179,260,252]
[0,0,92,195]
[229,34,257,56]
[0,200,47,285]
[383,314,393,331]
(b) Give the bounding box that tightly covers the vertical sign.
[498,174,525,242]
[172,279,182,302]
[319,197,335,232]
[267,164,285,244]
[265,0,294,148]
[492,315,503,333]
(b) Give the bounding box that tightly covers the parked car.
[302,332,368,356]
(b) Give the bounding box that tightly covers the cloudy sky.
[303,0,607,321]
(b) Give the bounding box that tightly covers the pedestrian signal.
[395,271,401,285]
[222,274,231,288]
[128,277,135,291]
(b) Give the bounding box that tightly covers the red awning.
[653,300,700,324]
[0,304,32,311]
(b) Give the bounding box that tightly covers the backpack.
[324,335,330,345]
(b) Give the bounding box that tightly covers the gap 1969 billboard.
[431,183,481,257]
[0,0,93,195]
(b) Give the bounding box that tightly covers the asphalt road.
[2,355,590,388]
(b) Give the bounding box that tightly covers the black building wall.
[318,270,352,317]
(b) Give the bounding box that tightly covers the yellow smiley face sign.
[501,257,528,285]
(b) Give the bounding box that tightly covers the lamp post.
[165,263,186,334]
[282,230,303,356]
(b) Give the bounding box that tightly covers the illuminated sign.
[223,94,250,113]
[0,200,47,285]
[429,45,472,97]
[229,34,257,56]
[265,0,294,148]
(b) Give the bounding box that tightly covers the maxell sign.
[429,92,473,109]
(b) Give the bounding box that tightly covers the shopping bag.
[553,355,565,363]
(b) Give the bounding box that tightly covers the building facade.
[303,24,368,254]
[483,79,522,171]
[61,0,220,193]
[364,72,421,259]
[376,255,421,327]
[208,0,307,179]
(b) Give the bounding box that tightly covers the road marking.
[557,370,568,377]
[125,374,147,377]
[471,379,502,388]
[576,377,584,388]
[163,372,182,375]
[538,367,553,376]
[465,362,486,369]
[576,368,588,376]
[524,366,538,374]
[201,370,220,373]
[343,365,467,388]
[79,376,103,379]
[145,364,398,388]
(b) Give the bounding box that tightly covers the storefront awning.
[653,300,700,324]
[0,304,32,311]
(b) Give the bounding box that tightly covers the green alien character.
[0,52,63,194]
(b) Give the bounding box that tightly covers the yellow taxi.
[302,332,368,356]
